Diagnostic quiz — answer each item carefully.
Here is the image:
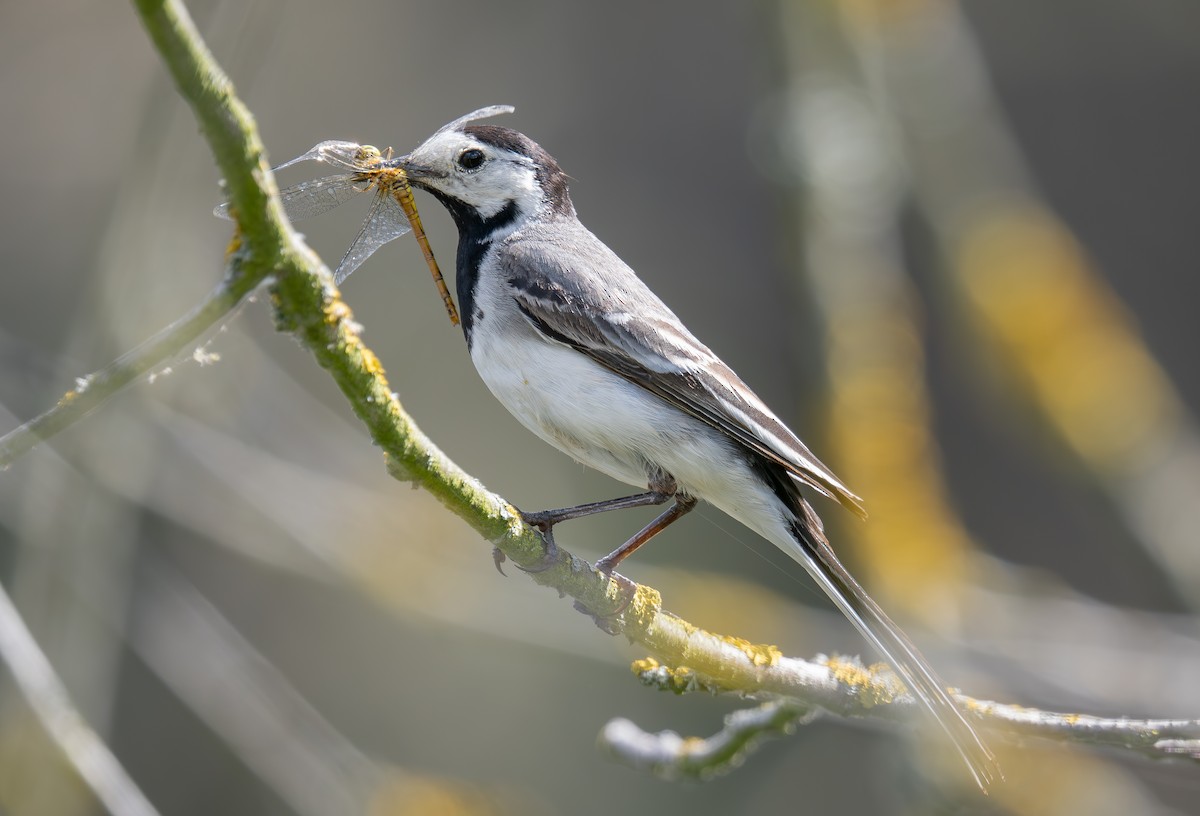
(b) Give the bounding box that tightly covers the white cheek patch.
[460,161,541,219]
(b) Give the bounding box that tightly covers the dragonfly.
[215,138,459,324]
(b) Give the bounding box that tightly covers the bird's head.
[401,106,573,231]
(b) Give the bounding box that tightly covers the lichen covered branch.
[601,654,1200,778]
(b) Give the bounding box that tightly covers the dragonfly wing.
[273,141,378,172]
[215,143,383,219]
[431,105,514,138]
[333,189,411,284]
[214,171,366,221]
[275,175,368,221]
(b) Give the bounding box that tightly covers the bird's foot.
[519,508,566,528]
[513,512,562,574]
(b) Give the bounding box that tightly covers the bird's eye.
[457,148,485,170]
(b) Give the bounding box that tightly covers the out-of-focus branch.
[772,1,1199,804]
[0,581,160,816]
[128,560,506,816]
[132,563,381,816]
[841,0,1200,606]
[776,0,977,630]
[960,558,1200,713]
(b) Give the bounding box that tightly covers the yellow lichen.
[633,583,662,610]
[720,636,782,668]
[324,298,354,325]
[604,576,662,628]
[631,657,660,676]
[824,656,902,708]
[358,347,388,378]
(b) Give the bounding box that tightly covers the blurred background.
[1,0,1198,813]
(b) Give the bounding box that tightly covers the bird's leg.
[594,494,697,576]
[517,476,678,574]
[520,487,675,529]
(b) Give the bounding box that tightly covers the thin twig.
[0,289,247,468]
[600,700,816,780]
[970,699,1200,761]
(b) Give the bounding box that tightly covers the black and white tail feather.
[779,483,999,790]
[399,106,1001,790]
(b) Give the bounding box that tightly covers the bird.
[398,106,999,789]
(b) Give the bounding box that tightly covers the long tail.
[781,498,1001,791]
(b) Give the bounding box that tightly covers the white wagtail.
[398,107,999,788]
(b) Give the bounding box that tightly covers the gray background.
[0,1,1197,814]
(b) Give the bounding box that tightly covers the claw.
[515,527,561,574]
[492,547,507,576]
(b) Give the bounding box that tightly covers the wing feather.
[500,230,866,519]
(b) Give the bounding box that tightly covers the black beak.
[398,155,438,187]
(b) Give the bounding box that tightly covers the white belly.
[469,322,788,542]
